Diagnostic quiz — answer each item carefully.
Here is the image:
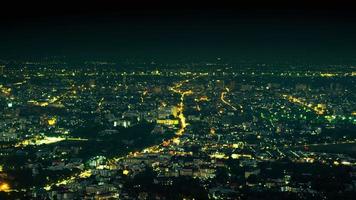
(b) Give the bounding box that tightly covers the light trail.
[220,87,242,112]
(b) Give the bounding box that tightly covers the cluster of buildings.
[0,62,355,199]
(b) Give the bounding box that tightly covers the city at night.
[0,1,356,199]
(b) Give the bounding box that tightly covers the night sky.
[1,0,356,63]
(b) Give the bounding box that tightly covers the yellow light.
[15,136,67,147]
[48,118,57,126]
[44,185,51,191]
[232,142,244,149]
[39,102,49,107]
[123,169,129,175]
[320,73,336,77]
[79,170,92,178]
[341,161,351,166]
[0,182,10,192]
[172,106,179,117]
[231,153,252,159]
[197,96,209,102]
[156,119,179,125]
[210,152,228,159]
[172,137,180,145]
[210,128,216,135]
[231,154,240,159]
[282,94,327,115]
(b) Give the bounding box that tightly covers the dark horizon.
[1,0,356,64]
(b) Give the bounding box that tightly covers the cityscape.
[1,0,356,199]
[0,61,355,199]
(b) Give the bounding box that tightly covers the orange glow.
[0,182,10,192]
[162,140,171,147]
[195,96,209,102]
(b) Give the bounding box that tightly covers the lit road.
[15,136,88,148]
[220,87,242,112]
[170,85,193,136]
[292,140,356,148]
[281,94,327,115]
[43,77,195,190]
